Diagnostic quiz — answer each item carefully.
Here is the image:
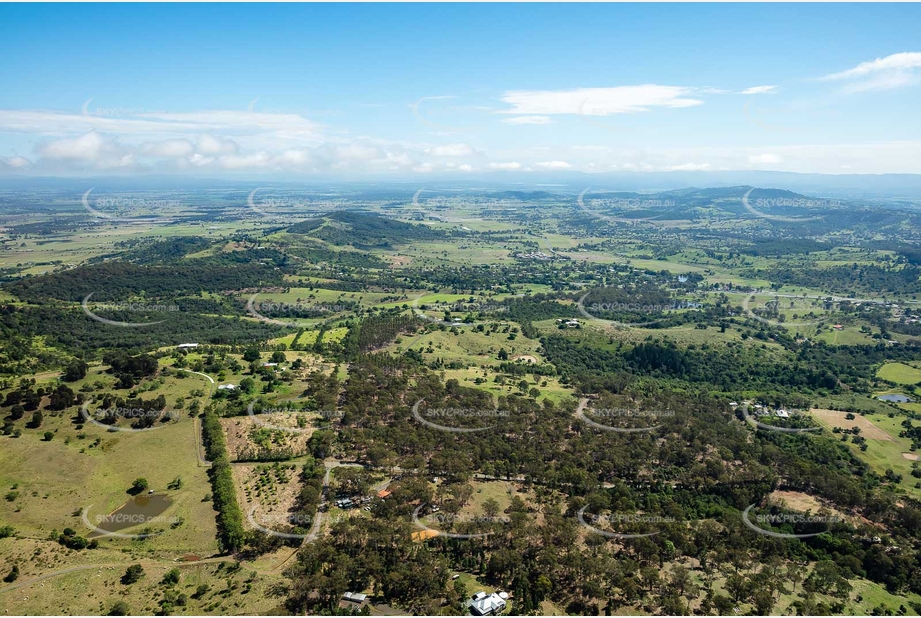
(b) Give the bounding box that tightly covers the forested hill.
[3,261,285,302]
[286,211,448,247]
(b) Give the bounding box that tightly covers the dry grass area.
[387,254,413,267]
[232,462,303,532]
[767,490,864,528]
[219,415,313,461]
[512,354,539,364]
[810,409,893,440]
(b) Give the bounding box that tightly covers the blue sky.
[1,3,920,177]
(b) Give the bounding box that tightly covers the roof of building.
[468,592,507,616]
[342,592,367,603]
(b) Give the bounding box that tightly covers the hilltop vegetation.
[287,210,448,248]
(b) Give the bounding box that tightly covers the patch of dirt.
[767,490,860,526]
[810,409,893,440]
[233,461,303,532]
[387,255,412,268]
[512,354,539,364]
[219,414,315,460]
[903,452,919,461]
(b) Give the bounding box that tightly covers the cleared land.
[811,409,893,440]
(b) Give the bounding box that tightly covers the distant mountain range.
[5,170,921,200]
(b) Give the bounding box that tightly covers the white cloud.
[502,115,552,125]
[457,164,473,172]
[500,85,703,116]
[332,144,381,161]
[489,161,522,170]
[196,134,239,155]
[667,163,712,171]
[740,85,778,95]
[0,155,30,169]
[534,160,571,170]
[428,143,476,157]
[821,52,921,93]
[0,108,322,140]
[38,131,135,169]
[823,52,921,80]
[39,131,109,161]
[141,139,195,158]
[188,153,214,167]
[748,153,783,165]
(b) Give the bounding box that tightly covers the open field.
[0,405,220,557]
[0,551,287,616]
[811,409,893,440]
[812,409,921,498]
[877,362,921,385]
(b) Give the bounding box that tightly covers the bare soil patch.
[219,414,314,461]
[810,409,893,440]
[767,490,858,526]
[233,462,303,532]
[387,255,412,267]
[512,354,539,364]
[903,452,919,461]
